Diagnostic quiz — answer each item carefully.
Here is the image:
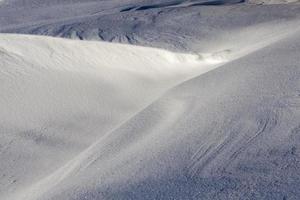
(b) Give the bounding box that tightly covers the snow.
[23,24,300,200]
[0,34,228,200]
[1,0,300,200]
[1,0,300,52]
[1,19,300,199]
[248,0,300,4]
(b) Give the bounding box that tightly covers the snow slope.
[0,34,225,200]
[1,14,300,200]
[1,0,300,52]
[1,0,300,200]
[9,23,299,200]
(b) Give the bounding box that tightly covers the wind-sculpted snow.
[1,0,300,52]
[1,0,300,199]
[1,15,300,200]
[8,26,298,200]
[0,34,233,200]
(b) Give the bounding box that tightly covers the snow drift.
[0,34,229,200]
[1,10,300,200]
[13,25,300,200]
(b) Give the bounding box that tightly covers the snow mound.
[21,25,300,200]
[1,16,300,200]
[0,34,228,200]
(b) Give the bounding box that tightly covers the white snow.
[0,34,226,200]
[1,17,300,199]
[1,1,300,200]
[248,0,300,4]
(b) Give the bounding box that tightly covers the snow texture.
[1,0,300,200]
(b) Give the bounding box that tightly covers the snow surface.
[1,21,300,199]
[0,33,223,200]
[1,0,300,200]
[1,0,300,52]
[248,0,300,4]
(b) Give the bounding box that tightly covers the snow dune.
[1,17,300,200]
[61,27,300,200]
[0,34,227,200]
